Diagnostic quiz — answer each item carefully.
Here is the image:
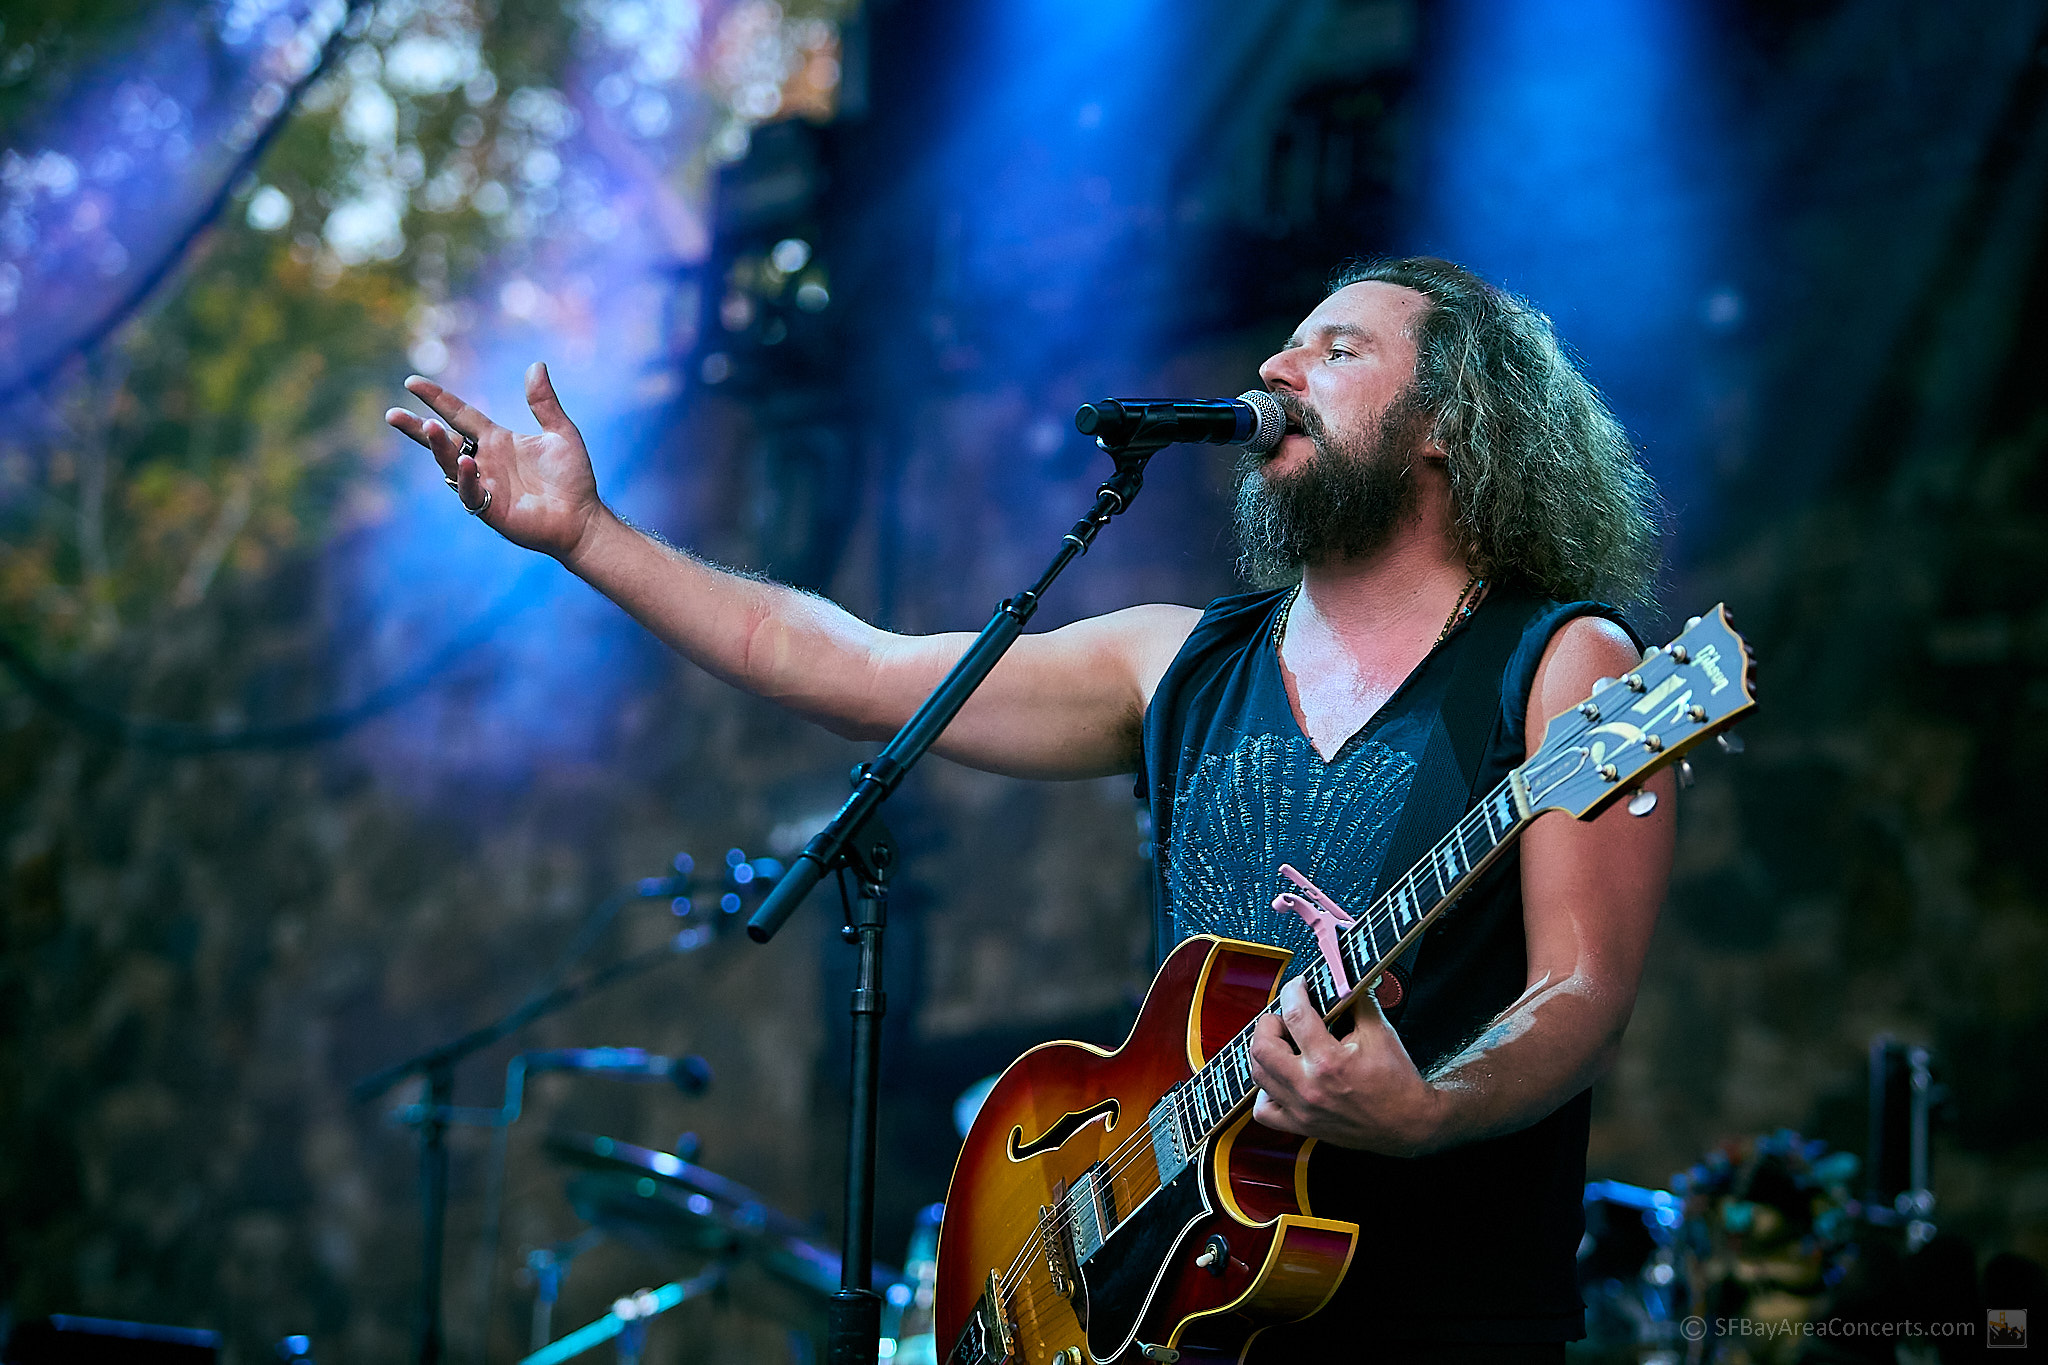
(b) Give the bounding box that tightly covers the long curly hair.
[1330,256,1663,608]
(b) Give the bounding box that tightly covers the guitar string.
[990,780,1529,1308]
[989,804,1500,1314]
[978,672,1712,1317]
[991,759,1590,1308]
[990,770,1545,1308]
[987,651,1730,1327]
[989,647,1738,1331]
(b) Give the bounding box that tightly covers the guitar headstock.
[1521,603,1756,820]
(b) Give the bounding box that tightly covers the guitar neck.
[1164,768,1536,1150]
[1314,770,1532,1019]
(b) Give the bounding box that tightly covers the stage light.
[1418,0,1736,545]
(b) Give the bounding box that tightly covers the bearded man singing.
[389,256,1672,1361]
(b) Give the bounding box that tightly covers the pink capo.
[1272,862,1357,994]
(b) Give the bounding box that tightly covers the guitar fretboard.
[1157,774,1531,1161]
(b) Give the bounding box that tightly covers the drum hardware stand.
[525,1230,603,1353]
[512,1264,726,1365]
[1864,1035,1944,1249]
[748,423,1174,1365]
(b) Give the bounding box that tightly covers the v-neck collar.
[1267,590,1476,766]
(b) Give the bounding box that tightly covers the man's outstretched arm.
[387,364,1197,780]
[1247,615,1675,1155]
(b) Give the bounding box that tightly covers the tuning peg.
[1593,676,1618,693]
[1678,759,1695,788]
[1641,645,1659,662]
[1717,733,1745,754]
[1627,790,1659,817]
[1685,615,1702,630]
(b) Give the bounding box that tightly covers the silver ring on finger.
[458,435,478,462]
[444,476,459,490]
[465,487,493,518]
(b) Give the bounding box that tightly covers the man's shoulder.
[1534,612,1640,676]
[1100,602,1206,708]
[1133,587,1302,703]
[1521,612,1644,745]
[1074,600,1205,647]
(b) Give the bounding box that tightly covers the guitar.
[934,606,1757,1365]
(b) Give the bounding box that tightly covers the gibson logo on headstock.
[1694,643,1731,695]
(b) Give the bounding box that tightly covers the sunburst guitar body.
[933,606,1758,1365]
[936,934,1356,1365]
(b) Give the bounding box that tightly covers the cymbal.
[545,1133,895,1298]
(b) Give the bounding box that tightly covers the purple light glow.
[340,2,848,788]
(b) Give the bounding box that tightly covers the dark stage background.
[1,0,2044,1361]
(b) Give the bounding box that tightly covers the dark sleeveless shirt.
[1136,584,1638,1347]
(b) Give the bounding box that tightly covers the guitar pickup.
[1064,1162,1119,1265]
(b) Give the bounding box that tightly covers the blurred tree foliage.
[0,0,546,665]
[0,0,848,679]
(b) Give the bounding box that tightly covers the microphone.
[520,1047,712,1096]
[1073,390,1286,454]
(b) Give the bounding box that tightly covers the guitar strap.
[1369,587,1544,1015]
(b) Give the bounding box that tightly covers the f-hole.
[1008,1099,1120,1161]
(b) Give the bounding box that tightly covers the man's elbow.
[739,606,900,738]
[1577,988,1640,1088]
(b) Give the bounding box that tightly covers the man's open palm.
[385,361,603,562]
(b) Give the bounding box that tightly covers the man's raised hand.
[385,361,605,562]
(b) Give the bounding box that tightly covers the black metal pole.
[748,445,1162,946]
[417,1060,454,1365]
[747,427,1174,1365]
[827,870,890,1365]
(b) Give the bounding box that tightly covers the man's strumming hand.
[1249,977,1448,1157]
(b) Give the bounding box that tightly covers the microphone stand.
[352,869,722,1365]
[747,425,1174,1365]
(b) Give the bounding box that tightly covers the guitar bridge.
[1040,1202,1074,1298]
[948,1270,1018,1365]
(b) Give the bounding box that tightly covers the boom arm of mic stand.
[747,443,1163,943]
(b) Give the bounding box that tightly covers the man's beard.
[1233,387,1427,584]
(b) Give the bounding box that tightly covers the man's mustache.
[1265,391,1325,450]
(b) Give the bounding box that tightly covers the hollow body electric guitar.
[935,607,1757,1365]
